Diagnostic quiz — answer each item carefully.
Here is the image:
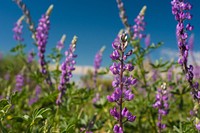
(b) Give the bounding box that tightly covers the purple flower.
[93,46,105,88]
[27,50,34,63]
[56,36,78,105]
[110,50,120,60]
[92,93,100,104]
[116,0,132,37]
[121,107,136,122]
[108,33,136,131]
[153,83,169,132]
[110,63,120,75]
[196,122,200,131]
[113,124,123,133]
[110,107,120,120]
[132,6,146,40]
[14,74,24,92]
[124,90,134,101]
[36,14,50,75]
[13,16,24,42]
[29,85,41,106]
[56,34,66,51]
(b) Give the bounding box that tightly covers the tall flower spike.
[93,46,105,88]
[107,33,136,132]
[132,6,147,40]
[36,5,53,75]
[13,0,35,39]
[56,36,78,105]
[171,0,200,108]
[14,74,24,92]
[56,34,66,51]
[153,83,169,133]
[13,15,25,42]
[116,0,132,37]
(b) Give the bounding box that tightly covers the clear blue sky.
[0,0,200,66]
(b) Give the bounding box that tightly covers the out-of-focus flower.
[153,83,169,132]
[13,16,25,42]
[56,36,78,105]
[56,34,66,51]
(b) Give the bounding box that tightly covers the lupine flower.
[116,0,132,36]
[29,85,41,105]
[153,83,169,133]
[13,16,24,42]
[132,6,147,40]
[93,46,105,88]
[36,5,53,75]
[107,33,136,132]
[113,125,123,133]
[196,119,200,131]
[56,36,78,105]
[56,34,66,51]
[27,49,34,63]
[14,74,24,92]
[36,14,50,75]
[171,2,200,130]
[13,0,35,37]
[171,0,193,67]
[92,93,100,104]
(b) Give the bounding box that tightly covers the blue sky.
[0,0,200,67]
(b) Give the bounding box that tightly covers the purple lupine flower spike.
[132,6,147,40]
[116,0,132,37]
[107,33,136,132]
[56,36,78,105]
[153,83,169,133]
[36,14,50,75]
[171,1,200,130]
[35,5,53,86]
[93,46,105,88]
[13,15,25,42]
[56,34,66,51]
[14,74,24,92]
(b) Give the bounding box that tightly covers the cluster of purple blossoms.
[153,83,169,132]
[132,6,147,40]
[13,16,24,42]
[93,46,105,88]
[171,2,200,127]
[14,74,24,92]
[36,14,50,75]
[107,33,136,132]
[29,85,41,106]
[56,36,78,105]
[171,0,193,66]
[56,34,66,51]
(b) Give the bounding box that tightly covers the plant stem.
[119,51,124,130]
